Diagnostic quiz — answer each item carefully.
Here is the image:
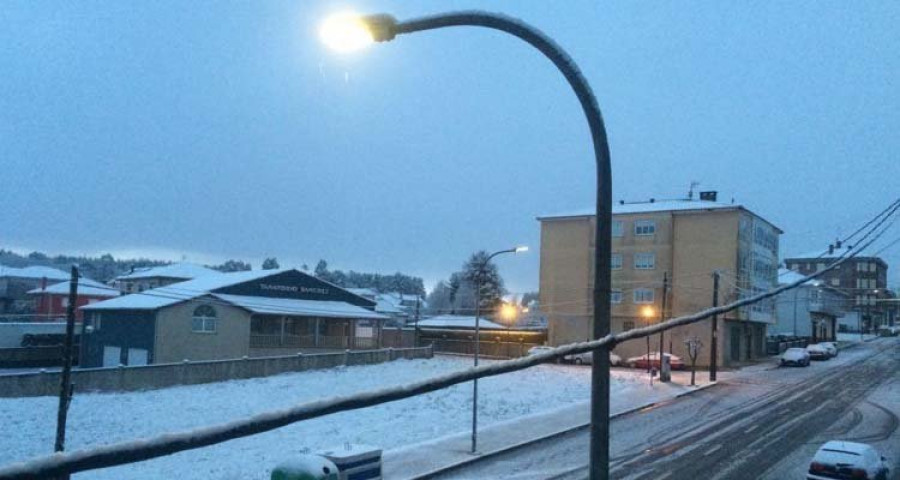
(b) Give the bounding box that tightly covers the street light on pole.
[319,11,613,477]
[471,246,527,454]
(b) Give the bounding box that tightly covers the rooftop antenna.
[688,181,700,200]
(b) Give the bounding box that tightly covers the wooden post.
[55,265,79,476]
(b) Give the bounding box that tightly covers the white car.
[818,342,838,357]
[808,441,889,480]
[806,343,831,361]
[563,351,622,366]
[780,347,810,367]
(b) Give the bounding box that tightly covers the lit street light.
[320,11,613,478]
[641,306,656,374]
[470,246,527,453]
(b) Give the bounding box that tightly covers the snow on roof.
[786,247,885,263]
[777,268,821,287]
[538,200,741,220]
[82,270,279,310]
[212,294,387,320]
[417,315,506,330]
[0,265,70,281]
[27,278,119,297]
[115,262,219,281]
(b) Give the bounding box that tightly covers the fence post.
[345,349,351,366]
[388,347,394,361]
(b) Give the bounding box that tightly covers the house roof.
[786,248,886,263]
[417,315,506,330]
[27,278,119,297]
[0,265,70,281]
[114,262,219,281]
[212,294,387,320]
[777,268,822,287]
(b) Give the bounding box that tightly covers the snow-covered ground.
[837,332,879,342]
[0,356,695,479]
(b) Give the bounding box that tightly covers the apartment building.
[784,252,893,330]
[538,196,781,367]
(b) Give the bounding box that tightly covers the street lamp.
[470,246,526,453]
[320,11,613,477]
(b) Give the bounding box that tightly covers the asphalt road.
[435,337,900,480]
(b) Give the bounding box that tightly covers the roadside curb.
[406,381,720,480]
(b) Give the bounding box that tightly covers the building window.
[634,288,654,304]
[830,278,839,287]
[192,305,217,333]
[856,263,865,272]
[623,320,635,331]
[634,220,656,236]
[611,253,623,270]
[611,290,623,304]
[612,221,624,237]
[634,253,656,270]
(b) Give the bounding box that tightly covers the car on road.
[818,342,839,357]
[780,347,811,367]
[625,352,686,370]
[807,343,831,361]
[808,441,890,480]
[563,351,622,366]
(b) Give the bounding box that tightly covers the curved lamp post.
[471,246,527,453]
[321,11,613,479]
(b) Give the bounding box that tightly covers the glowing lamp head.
[319,12,375,52]
[500,303,518,322]
[641,306,656,319]
[514,246,529,254]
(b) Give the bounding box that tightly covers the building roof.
[114,262,219,281]
[786,247,886,263]
[82,269,381,320]
[0,265,70,281]
[212,294,387,320]
[27,278,119,297]
[777,268,822,287]
[417,315,506,330]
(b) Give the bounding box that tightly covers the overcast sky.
[2,1,899,293]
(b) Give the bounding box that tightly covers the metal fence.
[430,338,541,358]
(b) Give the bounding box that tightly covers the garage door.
[102,346,121,367]
[128,348,148,366]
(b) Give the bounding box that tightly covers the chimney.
[699,191,718,202]
[828,245,834,255]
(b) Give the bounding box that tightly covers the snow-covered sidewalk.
[0,357,711,479]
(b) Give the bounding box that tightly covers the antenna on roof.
[688,181,700,200]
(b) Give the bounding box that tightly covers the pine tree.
[262,257,280,270]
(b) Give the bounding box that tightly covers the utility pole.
[471,273,482,454]
[55,265,78,475]
[659,272,668,360]
[414,295,420,348]
[709,271,720,382]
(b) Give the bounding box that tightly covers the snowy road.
[436,337,900,480]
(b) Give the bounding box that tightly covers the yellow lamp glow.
[500,303,517,322]
[320,12,374,52]
[641,306,656,319]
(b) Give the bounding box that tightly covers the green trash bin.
[271,455,339,480]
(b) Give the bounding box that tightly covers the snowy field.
[0,356,690,479]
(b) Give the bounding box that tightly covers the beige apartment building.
[538,197,782,367]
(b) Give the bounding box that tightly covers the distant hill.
[0,249,170,283]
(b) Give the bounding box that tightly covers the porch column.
[314,317,321,347]
[280,316,286,346]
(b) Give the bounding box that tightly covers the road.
[434,337,900,480]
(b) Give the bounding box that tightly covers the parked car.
[808,441,889,480]
[807,343,831,361]
[877,326,900,337]
[526,346,555,360]
[564,351,622,366]
[780,347,810,367]
[625,352,686,370]
[819,342,838,357]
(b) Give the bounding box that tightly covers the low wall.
[0,345,433,398]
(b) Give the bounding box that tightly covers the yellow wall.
[154,297,250,363]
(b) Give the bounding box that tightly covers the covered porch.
[249,315,383,352]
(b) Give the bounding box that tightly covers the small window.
[611,253,623,270]
[61,297,69,308]
[634,253,656,270]
[610,290,623,304]
[830,278,839,287]
[634,220,656,236]
[611,221,624,237]
[192,305,217,333]
[634,288,654,304]
[623,320,635,331]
